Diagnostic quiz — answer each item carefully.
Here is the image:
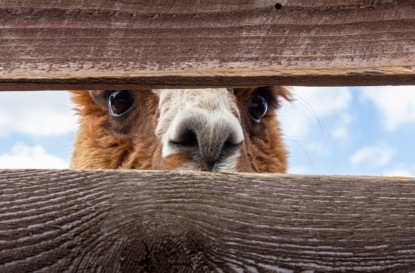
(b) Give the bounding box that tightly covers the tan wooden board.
[0,0,414,90]
[1,169,415,272]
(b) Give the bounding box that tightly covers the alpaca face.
[70,87,289,172]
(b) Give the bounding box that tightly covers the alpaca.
[70,87,290,172]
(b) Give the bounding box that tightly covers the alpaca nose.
[166,110,244,171]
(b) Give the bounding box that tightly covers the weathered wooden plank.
[1,170,415,272]
[0,0,414,90]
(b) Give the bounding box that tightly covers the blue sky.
[0,87,414,177]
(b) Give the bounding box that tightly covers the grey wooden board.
[1,169,415,272]
[0,0,414,90]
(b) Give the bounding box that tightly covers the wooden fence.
[1,0,415,272]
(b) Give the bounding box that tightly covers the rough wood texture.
[0,0,414,90]
[1,170,415,272]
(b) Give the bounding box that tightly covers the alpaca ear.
[69,90,94,107]
[278,86,294,102]
[70,90,109,105]
[88,90,109,105]
[70,90,109,116]
[267,86,293,103]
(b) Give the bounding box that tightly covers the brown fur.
[70,87,291,172]
[234,87,290,172]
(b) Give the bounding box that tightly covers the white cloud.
[350,144,395,167]
[293,86,352,116]
[0,91,78,137]
[383,168,413,177]
[382,162,415,177]
[288,165,312,174]
[279,103,312,137]
[280,87,352,137]
[331,113,352,141]
[360,86,415,131]
[0,144,69,169]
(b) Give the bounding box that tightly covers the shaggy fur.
[70,87,290,172]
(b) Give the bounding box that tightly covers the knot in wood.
[118,235,212,273]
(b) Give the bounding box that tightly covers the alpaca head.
[71,87,290,172]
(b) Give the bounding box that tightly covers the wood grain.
[1,169,415,272]
[0,0,414,90]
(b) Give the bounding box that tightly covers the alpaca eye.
[108,90,134,117]
[248,94,268,123]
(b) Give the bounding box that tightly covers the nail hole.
[275,3,282,10]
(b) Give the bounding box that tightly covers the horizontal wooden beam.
[1,170,415,272]
[0,0,414,90]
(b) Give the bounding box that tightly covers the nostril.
[221,138,243,157]
[224,139,242,149]
[200,138,242,172]
[169,129,198,147]
[223,129,244,148]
